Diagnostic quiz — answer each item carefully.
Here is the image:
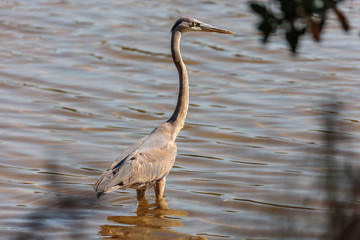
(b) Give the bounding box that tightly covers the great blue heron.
[94,17,234,201]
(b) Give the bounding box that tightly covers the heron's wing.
[109,134,149,169]
[115,136,177,186]
[94,123,177,196]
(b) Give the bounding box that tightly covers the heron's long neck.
[167,30,189,139]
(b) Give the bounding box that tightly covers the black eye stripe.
[171,19,202,32]
[171,19,183,32]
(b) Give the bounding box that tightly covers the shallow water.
[1,0,360,239]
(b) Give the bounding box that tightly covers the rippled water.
[1,1,360,239]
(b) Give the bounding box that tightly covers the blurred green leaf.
[286,27,303,53]
[250,3,278,43]
[249,3,268,18]
[249,0,352,54]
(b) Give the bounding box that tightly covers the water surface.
[1,1,360,239]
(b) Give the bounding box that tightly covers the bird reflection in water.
[99,198,206,240]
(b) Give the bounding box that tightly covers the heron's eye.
[192,22,201,27]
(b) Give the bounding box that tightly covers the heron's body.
[94,17,233,200]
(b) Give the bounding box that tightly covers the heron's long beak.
[201,23,234,34]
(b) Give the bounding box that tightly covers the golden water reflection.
[99,198,206,240]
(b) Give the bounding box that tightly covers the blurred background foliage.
[249,0,351,53]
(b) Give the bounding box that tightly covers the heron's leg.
[136,188,146,201]
[156,197,168,210]
[154,177,166,199]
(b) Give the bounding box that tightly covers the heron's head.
[171,17,234,34]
